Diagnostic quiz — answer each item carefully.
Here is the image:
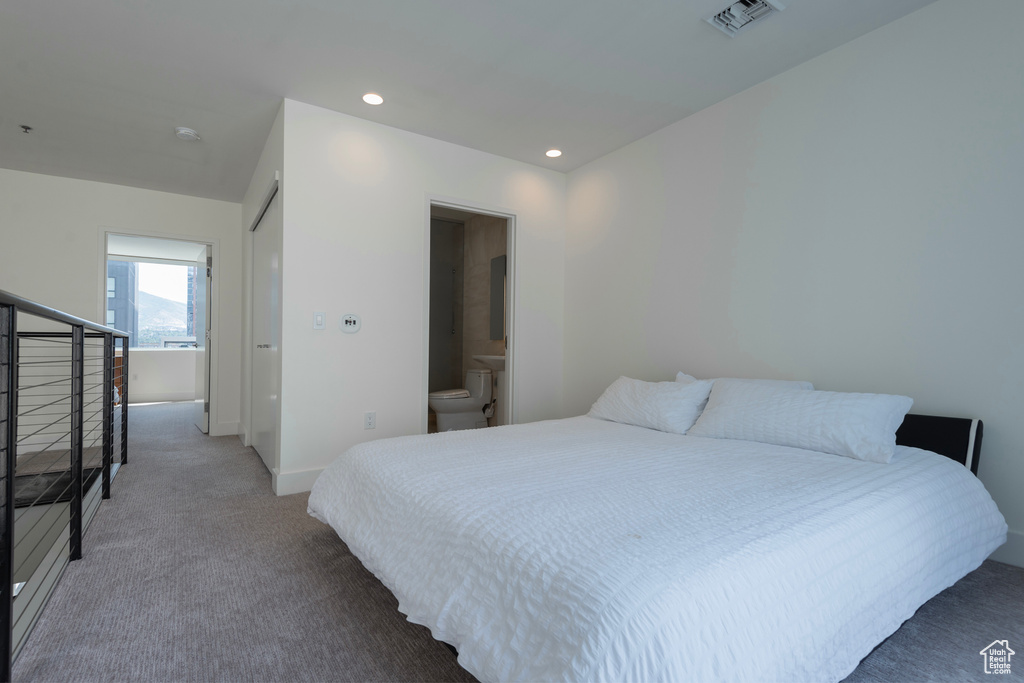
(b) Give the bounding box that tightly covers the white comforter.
[307,416,1007,682]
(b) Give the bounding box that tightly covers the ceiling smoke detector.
[174,126,201,141]
[706,0,785,37]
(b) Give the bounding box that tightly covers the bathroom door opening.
[426,202,514,433]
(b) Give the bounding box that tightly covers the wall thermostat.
[340,314,362,333]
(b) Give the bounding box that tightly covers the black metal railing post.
[119,344,128,466]
[0,304,17,682]
[69,325,84,562]
[101,333,112,500]
[120,344,128,466]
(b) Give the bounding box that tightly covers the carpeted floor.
[12,402,1024,682]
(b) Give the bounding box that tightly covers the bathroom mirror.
[490,254,506,341]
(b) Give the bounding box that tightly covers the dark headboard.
[895,414,983,475]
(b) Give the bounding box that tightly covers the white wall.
[266,99,565,493]
[0,168,243,436]
[127,349,197,403]
[565,0,1024,567]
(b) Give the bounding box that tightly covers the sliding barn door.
[250,193,281,473]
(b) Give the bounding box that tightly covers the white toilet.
[428,369,493,431]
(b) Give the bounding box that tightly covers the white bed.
[307,414,1006,682]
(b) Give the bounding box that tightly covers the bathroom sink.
[473,355,505,371]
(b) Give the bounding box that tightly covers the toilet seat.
[429,388,471,400]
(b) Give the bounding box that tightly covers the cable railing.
[0,289,128,681]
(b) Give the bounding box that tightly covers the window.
[106,260,199,349]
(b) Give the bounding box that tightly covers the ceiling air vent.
[706,0,785,37]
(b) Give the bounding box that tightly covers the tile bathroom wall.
[462,214,507,424]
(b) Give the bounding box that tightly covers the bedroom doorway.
[104,233,214,430]
[426,202,514,433]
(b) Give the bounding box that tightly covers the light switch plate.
[313,311,326,330]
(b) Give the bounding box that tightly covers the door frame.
[194,245,212,433]
[424,196,517,433]
[99,230,219,425]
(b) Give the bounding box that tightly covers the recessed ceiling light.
[546,149,562,158]
[363,93,384,105]
[174,127,201,141]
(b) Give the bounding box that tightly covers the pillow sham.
[589,376,714,435]
[687,381,913,463]
[676,371,814,391]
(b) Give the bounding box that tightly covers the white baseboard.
[990,529,1024,568]
[209,421,239,437]
[271,467,324,496]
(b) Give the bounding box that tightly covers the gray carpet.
[12,402,1024,682]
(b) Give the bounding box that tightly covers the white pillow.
[675,373,813,419]
[687,382,913,463]
[589,376,714,435]
[676,371,814,391]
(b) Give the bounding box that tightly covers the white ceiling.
[0,0,937,203]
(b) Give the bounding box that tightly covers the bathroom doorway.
[426,203,513,433]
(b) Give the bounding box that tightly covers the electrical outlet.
[364,411,376,430]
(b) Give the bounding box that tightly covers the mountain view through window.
[106,261,199,348]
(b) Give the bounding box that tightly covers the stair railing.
[0,289,129,681]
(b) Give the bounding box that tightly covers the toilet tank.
[465,369,492,402]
